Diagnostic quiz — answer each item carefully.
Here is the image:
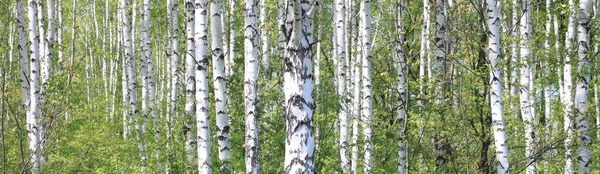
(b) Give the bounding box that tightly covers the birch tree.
[487,0,509,173]
[141,0,155,170]
[575,0,591,172]
[17,0,30,113]
[226,0,236,77]
[259,0,270,72]
[360,0,373,172]
[184,0,197,171]
[334,0,350,171]
[564,0,576,172]
[166,0,180,171]
[211,0,232,171]
[244,0,260,172]
[194,0,211,172]
[26,0,43,172]
[519,0,537,172]
[396,0,407,172]
[283,0,316,172]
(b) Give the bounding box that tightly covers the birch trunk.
[194,0,211,172]
[349,0,361,171]
[211,0,232,171]
[103,0,109,115]
[283,0,316,173]
[487,0,510,173]
[396,0,407,172]
[575,0,591,172]
[141,0,155,170]
[57,0,63,72]
[564,0,576,172]
[184,0,197,171]
[27,0,42,172]
[359,0,373,172]
[244,0,260,172]
[226,0,236,77]
[166,0,180,171]
[18,0,30,112]
[334,0,350,171]
[509,0,518,117]
[519,0,537,172]
[259,0,270,72]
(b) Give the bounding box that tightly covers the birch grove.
[4,0,600,173]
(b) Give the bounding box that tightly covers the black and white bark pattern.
[184,0,197,171]
[575,0,591,173]
[194,0,211,172]
[244,0,260,172]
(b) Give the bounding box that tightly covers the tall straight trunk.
[359,0,373,173]
[259,0,269,72]
[184,0,197,171]
[433,0,447,168]
[141,0,156,171]
[575,0,591,173]
[509,0,518,117]
[38,0,47,101]
[56,0,63,71]
[564,0,576,172]
[68,0,76,82]
[349,0,360,171]
[519,0,536,173]
[211,0,232,171]
[166,0,180,172]
[103,0,110,115]
[487,0,510,173]
[419,0,430,116]
[396,0,407,172]
[334,0,350,171]
[17,0,30,112]
[226,0,236,77]
[27,0,42,172]
[543,0,553,168]
[244,0,260,173]
[283,0,316,173]
[43,0,55,98]
[194,0,211,172]
[120,2,129,139]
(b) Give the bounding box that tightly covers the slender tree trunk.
[564,0,576,172]
[349,0,360,171]
[26,0,42,172]
[194,0,211,172]
[17,0,30,114]
[244,0,260,173]
[487,0,510,173]
[141,0,155,171]
[166,0,180,171]
[509,0,519,119]
[518,0,536,173]
[226,0,236,77]
[57,0,63,72]
[103,0,110,117]
[259,0,270,72]
[211,0,232,171]
[184,0,197,172]
[396,0,407,172]
[334,0,350,171]
[575,0,591,173]
[283,0,316,173]
[359,0,373,173]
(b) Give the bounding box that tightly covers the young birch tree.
[194,0,211,172]
[17,0,30,114]
[360,0,373,172]
[487,0,509,173]
[211,0,232,171]
[244,0,260,172]
[26,0,42,173]
[334,0,350,171]
[575,0,591,172]
[283,0,317,172]
[184,0,197,171]
[519,0,537,172]
[564,0,576,172]
[396,0,407,172]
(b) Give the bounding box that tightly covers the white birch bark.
[43,0,55,95]
[27,0,42,172]
[259,0,270,72]
[396,0,407,172]
[56,0,63,72]
[184,0,197,171]
[244,0,260,172]
[194,0,211,172]
[575,0,591,172]
[166,0,180,171]
[283,0,316,173]
[509,0,518,115]
[564,0,576,172]
[120,2,130,138]
[487,0,510,173]
[419,0,430,114]
[334,0,350,171]
[226,0,236,77]
[519,0,536,173]
[359,0,373,172]
[211,0,232,171]
[103,0,110,115]
[18,0,30,111]
[349,0,361,171]
[141,0,155,170]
